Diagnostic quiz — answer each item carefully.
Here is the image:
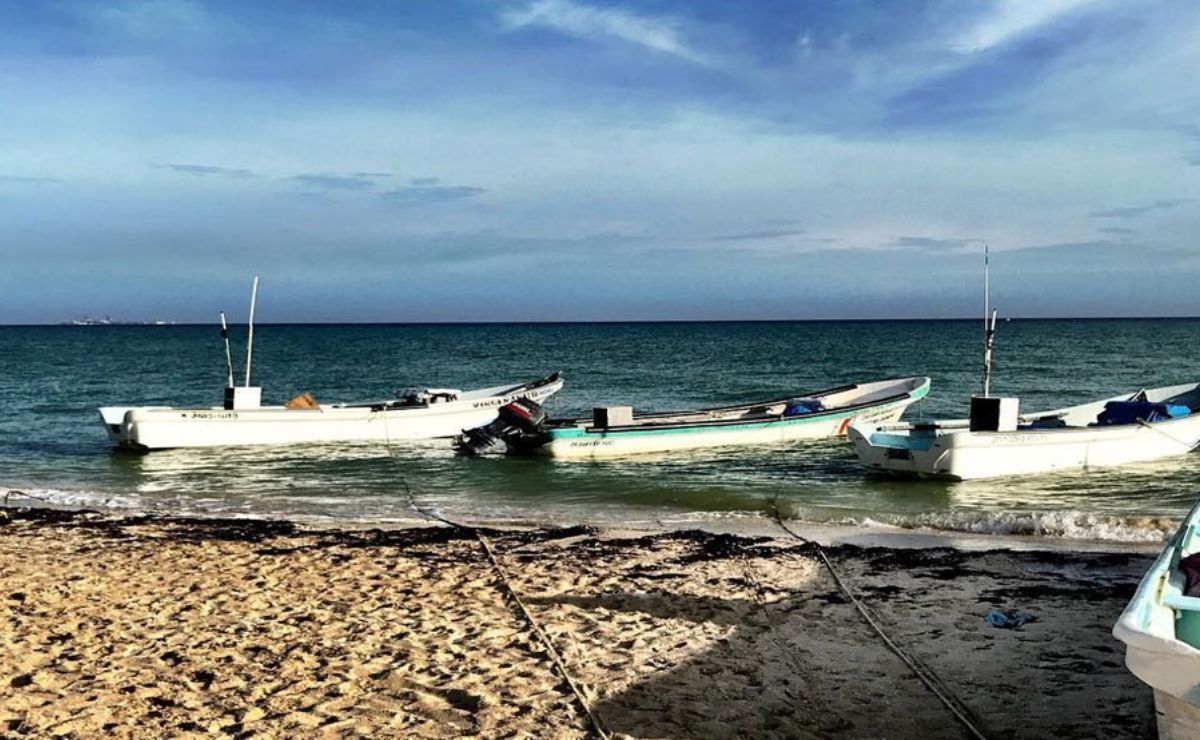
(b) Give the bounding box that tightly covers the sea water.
[2,320,1198,542]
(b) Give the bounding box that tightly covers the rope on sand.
[401,481,610,740]
[769,502,990,740]
[473,530,611,740]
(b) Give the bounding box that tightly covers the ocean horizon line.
[10,315,1200,328]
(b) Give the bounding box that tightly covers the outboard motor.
[455,397,548,456]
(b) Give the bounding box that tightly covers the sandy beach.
[0,506,1157,739]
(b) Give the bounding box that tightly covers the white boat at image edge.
[1113,498,1200,739]
[849,383,1200,480]
[457,377,930,459]
[97,277,564,451]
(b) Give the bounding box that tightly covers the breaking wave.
[1,486,145,511]
[871,510,1177,543]
[1,485,1182,545]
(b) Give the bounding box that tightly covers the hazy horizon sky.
[2,0,1198,323]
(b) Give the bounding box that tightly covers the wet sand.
[0,507,1156,738]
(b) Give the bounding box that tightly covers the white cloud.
[82,0,219,44]
[500,0,712,66]
[952,0,1099,53]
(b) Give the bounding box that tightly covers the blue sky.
[1,0,1198,322]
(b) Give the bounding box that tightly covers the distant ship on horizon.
[61,316,175,326]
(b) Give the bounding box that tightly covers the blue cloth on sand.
[985,609,1038,629]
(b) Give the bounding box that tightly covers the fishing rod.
[981,245,997,397]
[219,311,234,388]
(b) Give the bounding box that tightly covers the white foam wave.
[0,484,1181,544]
[883,510,1176,543]
[1,486,145,511]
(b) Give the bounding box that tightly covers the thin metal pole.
[219,311,234,388]
[983,309,997,397]
[244,276,259,387]
[981,245,995,397]
[983,244,989,338]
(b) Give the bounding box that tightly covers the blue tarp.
[1096,400,1191,426]
[784,398,824,416]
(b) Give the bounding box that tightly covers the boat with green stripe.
[486,376,930,459]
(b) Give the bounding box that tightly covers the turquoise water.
[2,320,1198,541]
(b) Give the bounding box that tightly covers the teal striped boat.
[503,376,930,459]
[1114,499,1200,738]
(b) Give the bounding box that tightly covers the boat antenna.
[244,275,259,387]
[219,311,235,388]
[981,245,998,397]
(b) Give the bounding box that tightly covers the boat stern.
[847,422,957,479]
[97,407,136,447]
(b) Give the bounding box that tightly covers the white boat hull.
[100,377,563,451]
[1152,691,1200,740]
[1114,498,1200,738]
[850,383,1200,480]
[529,377,930,459]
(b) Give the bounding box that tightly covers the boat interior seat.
[1163,590,1200,649]
[1169,528,1200,648]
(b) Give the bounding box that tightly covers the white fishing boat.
[457,377,930,459]
[100,374,564,452]
[1113,498,1200,739]
[850,247,1200,480]
[97,278,564,451]
[849,383,1200,480]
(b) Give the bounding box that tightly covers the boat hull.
[850,383,1200,480]
[99,377,563,451]
[1152,691,1200,740]
[528,377,929,459]
[1113,499,1200,738]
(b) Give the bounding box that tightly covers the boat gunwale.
[334,372,562,410]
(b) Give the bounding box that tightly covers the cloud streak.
[951,0,1099,53]
[1090,199,1191,219]
[288,173,381,191]
[156,163,255,179]
[500,0,711,66]
[888,236,978,252]
[379,185,486,207]
[710,228,804,242]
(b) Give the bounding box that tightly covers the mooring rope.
[1136,418,1200,451]
[768,502,990,740]
[400,479,609,739]
[472,529,611,740]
